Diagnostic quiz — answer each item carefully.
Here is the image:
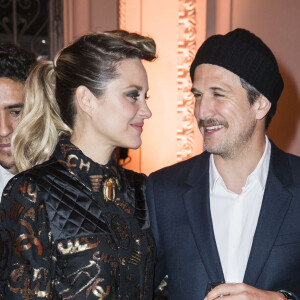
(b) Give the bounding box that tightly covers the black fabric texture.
[0,137,155,299]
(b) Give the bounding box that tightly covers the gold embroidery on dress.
[15,219,43,264]
[8,268,51,298]
[103,178,116,201]
[59,154,91,174]
[79,158,90,172]
[38,204,45,216]
[57,237,99,255]
[115,199,131,214]
[18,183,27,195]
[86,278,110,299]
[98,252,119,268]
[33,267,49,281]
[8,201,24,223]
[111,216,129,240]
[59,260,103,299]
[10,264,25,283]
[24,207,35,221]
[18,183,37,203]
[90,175,103,193]
[67,154,79,168]
[38,228,46,236]
[36,289,51,298]
[27,184,37,203]
[60,143,78,158]
[127,250,142,266]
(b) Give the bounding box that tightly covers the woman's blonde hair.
[12,30,156,172]
[12,61,71,172]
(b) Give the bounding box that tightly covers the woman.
[0,30,156,299]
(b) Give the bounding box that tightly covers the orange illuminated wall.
[119,0,205,175]
[64,0,300,174]
[63,0,206,175]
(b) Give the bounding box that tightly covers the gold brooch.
[103,177,117,201]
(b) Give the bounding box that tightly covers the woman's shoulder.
[14,155,71,184]
[1,157,61,207]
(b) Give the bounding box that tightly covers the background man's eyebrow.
[5,104,24,110]
[191,87,200,94]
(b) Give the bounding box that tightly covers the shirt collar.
[0,164,13,177]
[209,154,221,192]
[209,136,271,192]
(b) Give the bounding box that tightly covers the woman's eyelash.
[127,92,139,98]
[126,91,149,101]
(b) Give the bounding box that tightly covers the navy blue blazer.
[146,142,300,300]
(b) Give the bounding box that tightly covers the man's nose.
[0,114,13,138]
[194,95,213,121]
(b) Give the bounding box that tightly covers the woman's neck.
[70,132,114,165]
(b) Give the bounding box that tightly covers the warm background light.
[118,0,205,174]
[64,0,300,175]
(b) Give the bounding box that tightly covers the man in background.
[0,43,35,196]
[147,29,300,299]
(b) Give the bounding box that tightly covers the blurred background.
[1,0,299,174]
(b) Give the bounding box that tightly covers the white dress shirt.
[209,137,271,283]
[0,165,14,202]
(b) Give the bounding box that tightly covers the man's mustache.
[0,137,11,144]
[198,118,229,128]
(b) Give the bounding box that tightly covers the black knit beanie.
[190,28,284,116]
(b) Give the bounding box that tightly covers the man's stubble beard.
[0,152,17,173]
[200,118,257,160]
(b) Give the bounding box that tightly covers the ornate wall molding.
[176,0,197,161]
[118,0,126,30]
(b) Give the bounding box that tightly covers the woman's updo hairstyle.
[12,30,156,173]
[54,30,156,129]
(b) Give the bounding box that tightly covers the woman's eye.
[127,92,139,101]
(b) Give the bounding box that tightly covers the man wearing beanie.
[147,28,300,300]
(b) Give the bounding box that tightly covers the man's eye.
[193,93,202,100]
[214,93,224,97]
[10,110,21,117]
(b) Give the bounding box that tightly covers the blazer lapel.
[183,152,224,282]
[243,143,293,285]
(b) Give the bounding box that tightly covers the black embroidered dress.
[0,138,155,299]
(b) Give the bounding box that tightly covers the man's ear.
[75,85,95,117]
[255,95,271,120]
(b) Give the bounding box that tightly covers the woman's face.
[90,58,152,150]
